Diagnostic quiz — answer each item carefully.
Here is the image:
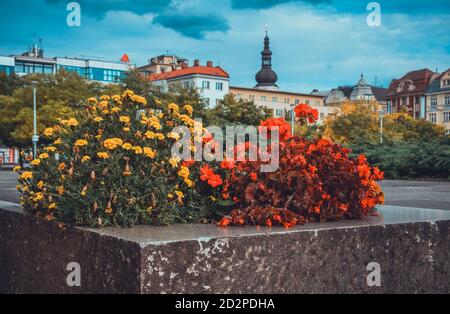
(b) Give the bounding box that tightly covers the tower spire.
[254,30,278,90]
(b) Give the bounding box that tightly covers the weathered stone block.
[1,200,449,293]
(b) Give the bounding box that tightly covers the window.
[215,99,222,107]
[320,112,325,120]
[205,98,210,107]
[443,80,450,87]
[275,109,284,117]
[445,96,450,106]
[305,100,310,105]
[272,97,278,102]
[430,97,437,108]
[261,96,267,101]
[402,97,407,106]
[183,81,190,89]
[202,81,210,90]
[429,113,437,123]
[249,95,255,101]
[444,112,450,123]
[284,98,290,103]
[294,99,300,104]
[215,82,223,91]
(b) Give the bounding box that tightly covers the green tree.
[0,70,119,148]
[207,93,272,126]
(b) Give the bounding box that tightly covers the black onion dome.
[254,32,278,89]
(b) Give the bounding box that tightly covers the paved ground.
[0,170,449,210]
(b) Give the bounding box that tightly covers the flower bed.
[15,91,384,228]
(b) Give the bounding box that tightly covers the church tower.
[254,31,279,90]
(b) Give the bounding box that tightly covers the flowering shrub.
[216,106,384,228]
[15,96,384,229]
[15,90,220,227]
[294,103,319,124]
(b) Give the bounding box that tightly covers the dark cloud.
[153,13,229,39]
[45,0,172,19]
[231,0,330,10]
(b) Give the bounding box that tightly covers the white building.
[145,59,229,108]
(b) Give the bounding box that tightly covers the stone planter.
[1,200,449,293]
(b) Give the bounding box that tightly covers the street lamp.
[290,104,295,135]
[379,108,384,144]
[31,81,39,159]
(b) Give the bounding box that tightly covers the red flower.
[259,117,292,142]
[294,103,319,124]
[249,172,258,182]
[200,164,223,188]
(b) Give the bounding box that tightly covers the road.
[0,170,449,210]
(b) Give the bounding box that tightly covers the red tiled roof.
[387,68,436,97]
[146,66,229,81]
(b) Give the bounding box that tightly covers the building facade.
[0,46,132,83]
[145,59,229,108]
[425,68,450,135]
[386,68,439,118]
[319,74,389,111]
[231,32,328,122]
[137,54,188,76]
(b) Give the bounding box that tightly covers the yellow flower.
[167,132,180,140]
[100,95,111,101]
[143,147,156,158]
[44,146,57,152]
[81,155,91,163]
[168,193,174,199]
[66,118,79,127]
[168,103,179,112]
[148,116,161,130]
[31,159,41,166]
[178,166,190,180]
[39,152,49,159]
[57,186,64,195]
[184,178,194,188]
[156,133,165,140]
[111,106,121,113]
[48,203,57,210]
[133,146,143,154]
[122,143,133,150]
[102,109,109,115]
[13,166,21,172]
[103,138,123,150]
[123,127,130,132]
[20,171,33,180]
[168,157,179,168]
[119,116,131,124]
[87,97,97,103]
[180,114,194,126]
[132,95,147,105]
[74,139,88,147]
[58,163,66,171]
[43,127,54,137]
[37,180,44,189]
[97,152,109,159]
[123,89,135,98]
[183,104,193,115]
[111,95,121,102]
[145,131,156,139]
[54,138,62,145]
[94,116,104,122]
[175,191,184,198]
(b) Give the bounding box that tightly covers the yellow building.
[425,68,450,135]
[229,86,331,122]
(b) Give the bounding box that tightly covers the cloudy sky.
[0,0,449,91]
